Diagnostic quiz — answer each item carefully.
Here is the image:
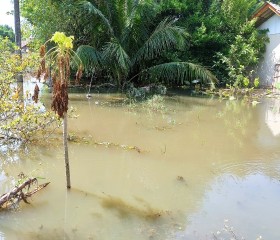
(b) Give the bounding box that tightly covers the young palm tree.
[76,0,217,87]
[39,32,83,189]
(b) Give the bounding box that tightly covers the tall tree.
[14,0,23,83]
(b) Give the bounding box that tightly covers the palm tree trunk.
[63,114,71,188]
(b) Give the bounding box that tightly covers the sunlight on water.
[1,89,280,239]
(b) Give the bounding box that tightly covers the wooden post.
[63,114,71,188]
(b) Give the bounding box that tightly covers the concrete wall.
[256,14,280,87]
[258,14,280,34]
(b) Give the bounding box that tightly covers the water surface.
[1,91,280,239]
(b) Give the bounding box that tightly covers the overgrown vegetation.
[0,37,59,142]
[20,0,269,90]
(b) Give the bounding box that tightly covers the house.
[252,2,280,87]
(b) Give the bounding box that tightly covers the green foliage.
[221,0,257,27]
[20,0,85,44]
[157,0,267,86]
[75,45,102,75]
[254,78,260,88]
[0,37,60,142]
[216,20,268,87]
[145,62,216,86]
[76,1,217,87]
[20,0,270,88]
[51,32,74,50]
[0,25,15,42]
[243,77,250,87]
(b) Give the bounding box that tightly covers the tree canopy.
[20,0,269,88]
[0,25,15,42]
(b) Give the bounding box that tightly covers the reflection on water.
[183,174,280,240]
[265,98,280,136]
[1,93,280,239]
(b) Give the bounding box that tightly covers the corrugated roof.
[252,1,280,27]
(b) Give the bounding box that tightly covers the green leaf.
[79,0,114,36]
[102,40,131,73]
[76,45,103,72]
[132,18,187,64]
[142,62,217,85]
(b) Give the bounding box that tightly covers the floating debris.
[68,134,144,153]
[0,173,50,210]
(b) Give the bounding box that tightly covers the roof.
[252,1,280,27]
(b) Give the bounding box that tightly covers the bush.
[0,37,60,142]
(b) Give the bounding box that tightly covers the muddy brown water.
[1,88,280,239]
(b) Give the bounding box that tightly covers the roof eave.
[251,1,280,27]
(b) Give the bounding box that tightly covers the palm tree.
[39,32,82,188]
[76,0,217,88]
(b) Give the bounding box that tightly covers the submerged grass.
[101,195,165,220]
[72,188,166,220]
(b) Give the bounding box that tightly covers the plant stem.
[63,114,71,188]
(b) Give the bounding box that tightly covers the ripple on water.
[216,156,280,179]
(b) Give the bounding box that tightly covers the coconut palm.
[76,0,217,87]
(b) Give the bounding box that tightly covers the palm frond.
[79,0,114,36]
[132,18,187,64]
[141,62,218,85]
[121,1,155,49]
[75,45,103,73]
[102,40,131,74]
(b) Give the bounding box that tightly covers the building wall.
[256,14,280,86]
[258,14,280,34]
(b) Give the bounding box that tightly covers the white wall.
[258,14,280,34]
[257,14,280,86]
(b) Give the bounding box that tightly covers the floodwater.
[1,87,280,240]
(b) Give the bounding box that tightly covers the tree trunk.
[63,114,71,188]
[14,0,22,58]
[14,0,23,86]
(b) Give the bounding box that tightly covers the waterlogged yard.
[1,88,280,239]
